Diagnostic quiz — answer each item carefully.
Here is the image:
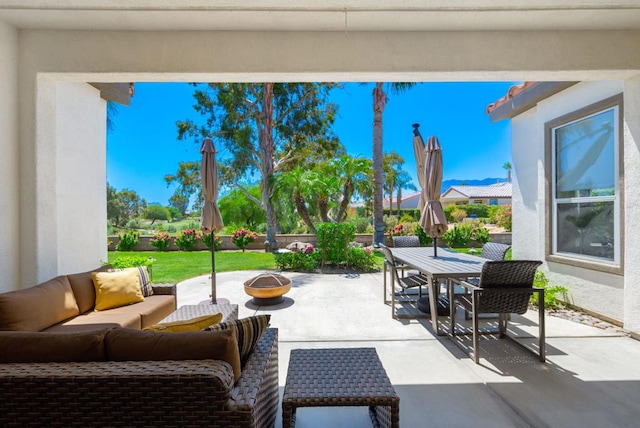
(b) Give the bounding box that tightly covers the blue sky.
[107,82,515,205]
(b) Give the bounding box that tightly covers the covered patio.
[180,270,640,427]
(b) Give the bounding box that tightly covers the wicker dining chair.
[379,244,430,319]
[448,260,544,363]
[391,235,420,277]
[480,242,512,261]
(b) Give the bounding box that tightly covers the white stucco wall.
[55,82,108,275]
[0,22,19,292]
[622,78,640,332]
[511,81,626,323]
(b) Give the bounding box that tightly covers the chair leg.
[448,280,456,336]
[473,291,480,364]
[539,289,546,362]
[498,313,506,338]
[383,263,388,304]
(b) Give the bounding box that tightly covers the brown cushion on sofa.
[0,276,80,331]
[103,295,176,328]
[67,265,112,314]
[0,329,109,363]
[105,327,241,381]
[45,311,142,332]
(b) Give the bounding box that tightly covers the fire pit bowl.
[244,273,292,305]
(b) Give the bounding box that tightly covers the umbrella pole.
[211,241,217,304]
[433,236,437,257]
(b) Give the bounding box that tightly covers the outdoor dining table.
[389,246,490,336]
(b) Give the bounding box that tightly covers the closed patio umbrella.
[419,134,448,257]
[412,123,427,212]
[200,137,224,303]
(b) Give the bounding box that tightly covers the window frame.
[544,94,624,275]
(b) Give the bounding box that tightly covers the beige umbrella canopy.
[200,137,224,302]
[412,123,427,212]
[418,134,448,257]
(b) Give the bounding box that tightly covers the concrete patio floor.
[178,270,640,428]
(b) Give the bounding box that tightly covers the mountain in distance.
[441,177,506,193]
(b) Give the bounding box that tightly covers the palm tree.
[503,161,512,183]
[383,151,404,215]
[331,155,372,222]
[275,167,317,234]
[372,82,417,246]
[394,171,416,216]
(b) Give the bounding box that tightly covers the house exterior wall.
[511,81,626,324]
[54,82,108,276]
[0,22,19,292]
[1,24,640,296]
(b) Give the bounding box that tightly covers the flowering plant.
[231,228,258,252]
[495,205,512,231]
[388,224,408,237]
[149,231,171,251]
[201,233,223,251]
[174,228,201,251]
[303,245,315,254]
[470,225,490,244]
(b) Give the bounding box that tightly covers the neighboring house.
[382,191,421,210]
[441,182,512,207]
[488,81,639,333]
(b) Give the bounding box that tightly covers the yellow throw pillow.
[143,314,223,333]
[92,269,144,311]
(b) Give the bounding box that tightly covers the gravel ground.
[547,307,628,335]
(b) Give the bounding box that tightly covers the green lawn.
[108,251,276,283]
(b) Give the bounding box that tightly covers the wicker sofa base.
[0,328,279,428]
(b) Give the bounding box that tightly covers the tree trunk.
[258,83,279,251]
[294,194,317,234]
[372,83,387,246]
[396,187,402,216]
[318,196,330,222]
[336,181,353,222]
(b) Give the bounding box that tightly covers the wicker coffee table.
[282,347,399,428]
[160,303,238,324]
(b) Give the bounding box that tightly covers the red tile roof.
[485,82,536,114]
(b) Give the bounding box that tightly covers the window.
[473,199,483,204]
[489,199,498,206]
[546,94,622,271]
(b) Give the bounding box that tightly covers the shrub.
[414,225,433,247]
[116,230,139,251]
[530,270,568,309]
[231,228,258,252]
[149,231,171,251]
[442,224,473,247]
[125,218,142,230]
[470,225,490,244]
[316,222,355,265]
[347,247,377,271]
[398,213,415,223]
[107,255,155,279]
[166,224,177,233]
[275,248,320,271]
[352,217,370,234]
[174,228,201,251]
[202,233,223,251]
[495,205,512,231]
[389,223,408,237]
[383,214,398,232]
[450,208,467,223]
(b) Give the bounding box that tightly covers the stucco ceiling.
[1,1,640,31]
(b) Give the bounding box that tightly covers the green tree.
[143,204,170,225]
[106,183,146,227]
[371,83,417,246]
[166,206,182,221]
[275,167,318,234]
[218,186,266,230]
[177,83,341,250]
[165,161,201,214]
[331,155,372,222]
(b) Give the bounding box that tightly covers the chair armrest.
[151,283,177,296]
[448,277,478,292]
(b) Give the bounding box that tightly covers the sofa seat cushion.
[0,329,109,363]
[0,276,80,331]
[105,327,242,381]
[104,295,176,328]
[67,265,112,313]
[45,311,142,332]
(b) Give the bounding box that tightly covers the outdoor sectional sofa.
[0,267,280,427]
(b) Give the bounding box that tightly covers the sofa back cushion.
[0,276,80,331]
[67,265,112,313]
[105,327,241,381]
[0,329,109,362]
